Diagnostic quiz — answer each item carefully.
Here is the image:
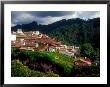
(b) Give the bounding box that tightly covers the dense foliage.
[80,43,100,62]
[80,43,94,57]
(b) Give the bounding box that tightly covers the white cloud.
[91,11,100,18]
[36,16,61,25]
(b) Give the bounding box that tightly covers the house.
[58,47,75,57]
[80,59,91,65]
[11,34,16,41]
[17,29,23,33]
[48,46,56,52]
[33,31,40,35]
[74,58,91,66]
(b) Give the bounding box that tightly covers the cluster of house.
[11,29,80,57]
[11,29,92,65]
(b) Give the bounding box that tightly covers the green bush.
[11,60,32,77]
[11,59,59,77]
[44,71,59,77]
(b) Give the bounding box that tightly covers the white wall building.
[35,31,40,35]
[17,29,24,35]
[17,29,22,33]
[33,31,40,35]
[48,46,55,52]
[11,34,16,41]
[35,43,39,48]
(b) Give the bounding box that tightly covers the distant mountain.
[11,18,100,48]
[12,21,38,32]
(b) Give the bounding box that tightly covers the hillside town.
[11,29,80,57]
[11,12,100,77]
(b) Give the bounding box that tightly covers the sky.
[11,11,100,26]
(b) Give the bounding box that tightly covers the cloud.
[11,11,37,25]
[36,13,78,25]
[11,11,100,26]
[76,11,100,20]
[19,11,74,17]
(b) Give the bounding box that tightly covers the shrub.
[11,60,32,77]
[11,59,59,77]
[44,71,59,77]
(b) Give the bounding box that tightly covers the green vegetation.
[12,59,31,77]
[11,48,100,77]
[11,59,59,77]
[80,43,94,57]
[11,48,74,76]
[80,43,100,62]
[47,18,100,48]
[72,65,100,77]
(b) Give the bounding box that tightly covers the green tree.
[90,48,100,63]
[80,43,94,58]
